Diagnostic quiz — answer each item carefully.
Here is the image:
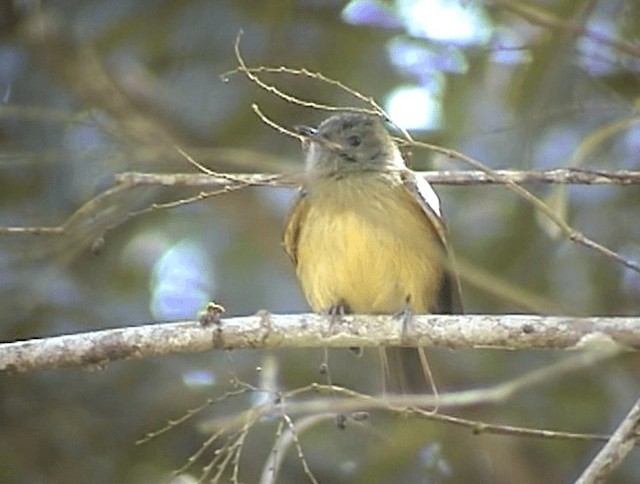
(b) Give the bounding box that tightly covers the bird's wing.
[400,170,464,314]
[282,189,310,266]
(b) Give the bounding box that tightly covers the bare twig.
[251,104,307,142]
[413,141,640,274]
[1,313,638,373]
[174,428,225,476]
[114,169,640,187]
[2,168,637,239]
[227,45,640,276]
[575,396,640,483]
[230,31,381,117]
[178,348,630,483]
[136,387,253,445]
[221,65,383,116]
[145,349,633,481]
[410,411,618,444]
[260,414,331,484]
[278,412,320,484]
[196,347,622,435]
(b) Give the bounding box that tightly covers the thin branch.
[229,31,381,117]
[413,141,640,274]
[177,349,638,481]
[1,313,638,373]
[197,348,622,435]
[256,350,622,416]
[277,412,320,484]
[111,169,640,187]
[411,411,618,444]
[259,414,331,484]
[251,104,307,142]
[226,46,640,276]
[2,168,636,238]
[221,66,382,115]
[575,395,640,483]
[136,387,252,445]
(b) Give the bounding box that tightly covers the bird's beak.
[294,124,341,153]
[294,125,318,138]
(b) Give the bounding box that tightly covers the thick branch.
[1,314,639,373]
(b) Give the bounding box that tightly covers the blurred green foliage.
[0,1,639,482]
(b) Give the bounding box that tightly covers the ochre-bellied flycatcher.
[283,112,455,391]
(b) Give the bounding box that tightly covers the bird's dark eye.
[347,134,362,147]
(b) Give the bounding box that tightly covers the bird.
[283,112,457,392]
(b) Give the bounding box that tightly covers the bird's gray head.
[299,113,406,178]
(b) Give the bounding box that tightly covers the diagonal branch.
[575,395,640,483]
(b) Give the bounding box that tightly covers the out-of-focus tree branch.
[20,10,196,146]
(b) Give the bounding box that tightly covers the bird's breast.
[295,174,443,313]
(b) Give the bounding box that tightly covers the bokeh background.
[1,0,639,482]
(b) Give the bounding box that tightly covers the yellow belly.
[295,174,443,314]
